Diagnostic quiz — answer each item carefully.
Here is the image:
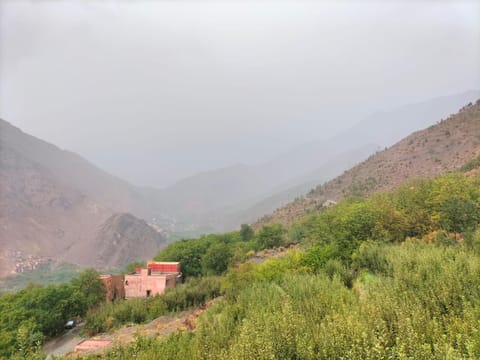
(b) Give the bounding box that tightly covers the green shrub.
[84,276,222,335]
[352,241,390,274]
[254,224,286,250]
[90,243,480,359]
[460,155,480,172]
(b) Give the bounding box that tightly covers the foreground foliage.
[83,276,221,335]
[81,171,480,359]
[84,242,480,359]
[0,269,104,358]
[153,224,286,279]
[5,171,480,359]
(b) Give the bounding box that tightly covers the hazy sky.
[1,0,479,187]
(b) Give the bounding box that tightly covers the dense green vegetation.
[86,241,480,359]
[292,173,480,260]
[4,171,480,359]
[0,269,105,358]
[80,171,480,359]
[82,223,288,336]
[153,224,286,279]
[83,276,221,335]
[0,262,80,295]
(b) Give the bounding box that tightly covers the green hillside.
[2,163,480,359]
[74,169,480,359]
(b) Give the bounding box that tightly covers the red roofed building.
[124,261,181,299]
[147,261,181,273]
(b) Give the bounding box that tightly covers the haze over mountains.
[258,98,480,228]
[148,90,480,232]
[0,120,166,277]
[1,90,479,277]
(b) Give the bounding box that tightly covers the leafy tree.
[155,232,248,278]
[439,197,480,233]
[239,224,254,241]
[0,269,106,357]
[155,238,211,278]
[352,241,389,274]
[300,245,336,271]
[11,321,44,360]
[70,268,105,310]
[255,224,286,249]
[201,242,232,275]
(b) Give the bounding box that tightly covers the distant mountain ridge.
[1,90,479,277]
[149,90,479,234]
[68,89,480,235]
[0,118,149,216]
[256,98,480,228]
[0,119,167,277]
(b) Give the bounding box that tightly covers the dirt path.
[108,309,195,347]
[44,322,85,359]
[63,297,223,358]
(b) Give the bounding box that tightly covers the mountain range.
[0,90,479,277]
[257,98,480,227]
[148,90,480,233]
[0,120,166,277]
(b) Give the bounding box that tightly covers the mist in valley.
[1,0,479,187]
[0,0,479,273]
[2,3,480,357]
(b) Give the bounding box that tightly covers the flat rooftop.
[75,339,112,352]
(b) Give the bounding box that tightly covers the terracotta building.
[124,261,181,299]
[99,274,125,301]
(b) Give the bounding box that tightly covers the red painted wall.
[147,261,181,273]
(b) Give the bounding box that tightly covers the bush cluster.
[0,269,104,358]
[80,171,480,359]
[83,276,221,335]
[7,171,480,359]
[153,224,287,278]
[93,243,480,359]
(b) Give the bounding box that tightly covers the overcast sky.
[1,0,479,187]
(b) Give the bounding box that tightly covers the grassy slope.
[74,169,480,359]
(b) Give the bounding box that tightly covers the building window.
[146,290,151,297]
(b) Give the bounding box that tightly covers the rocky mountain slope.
[0,120,166,277]
[1,92,478,276]
[217,144,377,229]
[151,90,480,233]
[92,213,166,269]
[0,118,149,217]
[256,99,480,227]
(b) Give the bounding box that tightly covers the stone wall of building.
[99,274,125,301]
[124,269,169,298]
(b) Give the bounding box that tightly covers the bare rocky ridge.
[0,120,166,277]
[92,213,166,269]
[256,100,480,228]
[0,118,149,217]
